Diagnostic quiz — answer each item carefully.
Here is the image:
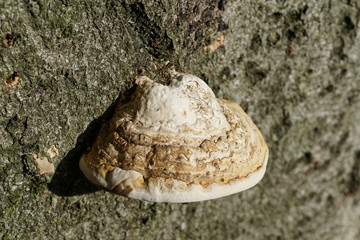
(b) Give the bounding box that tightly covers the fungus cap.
[79,71,268,202]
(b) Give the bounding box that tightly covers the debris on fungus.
[80,71,268,202]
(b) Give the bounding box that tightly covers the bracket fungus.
[80,71,268,202]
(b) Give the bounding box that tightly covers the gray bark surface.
[1,0,359,239]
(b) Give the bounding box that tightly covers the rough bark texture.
[1,0,359,239]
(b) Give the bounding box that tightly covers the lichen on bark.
[1,0,360,239]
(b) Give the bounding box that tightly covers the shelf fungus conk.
[79,71,268,202]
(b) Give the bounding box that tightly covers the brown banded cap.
[79,71,268,202]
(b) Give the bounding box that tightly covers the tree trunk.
[1,0,359,239]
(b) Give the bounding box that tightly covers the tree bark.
[1,0,360,239]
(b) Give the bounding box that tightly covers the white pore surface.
[123,72,230,139]
[79,152,268,203]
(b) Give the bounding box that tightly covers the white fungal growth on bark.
[79,71,268,203]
